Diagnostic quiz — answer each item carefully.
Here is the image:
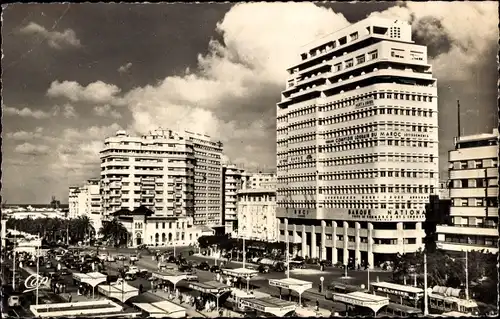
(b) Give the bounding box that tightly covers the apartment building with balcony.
[436,129,499,254]
[237,188,277,242]
[100,129,224,226]
[68,178,102,231]
[276,17,439,268]
[221,163,249,233]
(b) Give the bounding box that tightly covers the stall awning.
[269,278,312,295]
[98,280,139,303]
[188,281,231,294]
[72,272,107,288]
[222,268,259,279]
[241,296,296,317]
[332,291,389,314]
[133,301,186,318]
[231,288,270,299]
[152,271,188,285]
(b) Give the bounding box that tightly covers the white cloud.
[94,104,122,119]
[19,22,81,49]
[370,1,498,81]
[118,62,133,73]
[14,142,50,155]
[47,80,123,105]
[3,105,51,119]
[6,128,44,140]
[51,103,77,118]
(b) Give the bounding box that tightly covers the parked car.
[106,255,116,262]
[128,266,139,274]
[185,274,198,281]
[45,261,53,269]
[98,254,108,261]
[178,263,192,272]
[137,270,149,278]
[320,260,332,267]
[129,254,139,262]
[210,265,221,273]
[258,265,270,274]
[197,262,210,271]
[124,272,137,281]
[8,295,21,307]
[116,254,126,261]
[59,265,70,276]
[188,250,195,256]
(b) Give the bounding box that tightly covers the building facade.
[237,188,277,242]
[68,179,103,231]
[99,129,223,226]
[221,164,249,233]
[248,172,277,190]
[436,129,498,253]
[276,17,439,268]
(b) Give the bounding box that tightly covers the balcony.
[436,225,498,237]
[450,187,498,198]
[436,241,498,254]
[449,167,497,179]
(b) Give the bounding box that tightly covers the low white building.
[4,210,67,220]
[247,172,276,190]
[115,206,212,248]
[237,188,277,242]
[436,129,498,253]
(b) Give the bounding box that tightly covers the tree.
[99,218,129,247]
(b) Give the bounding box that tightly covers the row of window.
[317,185,433,194]
[101,149,195,157]
[321,143,437,154]
[318,171,434,180]
[451,159,498,170]
[451,216,497,228]
[443,235,497,247]
[452,197,498,207]
[452,178,497,188]
[317,202,420,209]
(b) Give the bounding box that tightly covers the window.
[356,55,365,64]
[350,32,359,41]
[334,63,342,72]
[368,50,378,60]
[345,59,354,68]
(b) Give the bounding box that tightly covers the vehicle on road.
[45,261,53,269]
[8,295,21,307]
[185,274,198,281]
[116,254,126,261]
[210,265,221,273]
[98,253,108,261]
[127,266,139,274]
[124,272,137,281]
[55,255,63,261]
[107,255,116,262]
[59,265,71,276]
[289,260,306,269]
[258,265,270,274]
[129,254,139,262]
[320,260,332,267]
[178,263,193,272]
[197,262,210,271]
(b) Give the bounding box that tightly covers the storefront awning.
[222,268,259,279]
[188,280,231,295]
[133,301,186,318]
[332,291,389,314]
[241,296,296,317]
[98,280,139,303]
[269,278,312,295]
[72,272,107,288]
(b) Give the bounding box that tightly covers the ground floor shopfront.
[277,218,425,268]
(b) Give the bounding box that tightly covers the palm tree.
[99,218,128,247]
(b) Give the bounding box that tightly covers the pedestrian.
[139,284,143,294]
[316,300,320,312]
[68,294,73,303]
[219,309,223,317]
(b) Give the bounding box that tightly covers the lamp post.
[36,238,40,306]
[424,252,428,316]
[12,227,16,290]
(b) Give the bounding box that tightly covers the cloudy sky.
[2,2,498,204]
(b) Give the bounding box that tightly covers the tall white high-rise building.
[436,129,498,253]
[276,17,439,268]
[99,129,224,226]
[222,163,248,232]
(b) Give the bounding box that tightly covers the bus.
[428,286,479,315]
[325,282,367,300]
[370,281,424,308]
[380,303,423,317]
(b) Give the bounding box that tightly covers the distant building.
[4,211,67,220]
[438,180,450,200]
[436,129,498,253]
[99,129,224,227]
[247,172,276,190]
[68,178,102,231]
[221,164,249,233]
[237,188,277,242]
